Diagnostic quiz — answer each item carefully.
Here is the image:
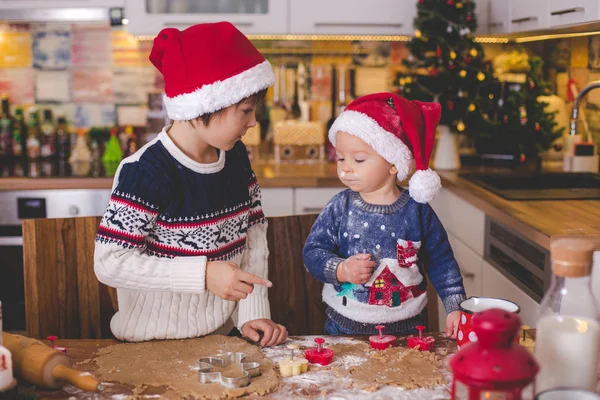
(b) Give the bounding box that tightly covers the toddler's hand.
[206,261,272,301]
[445,310,461,339]
[242,319,288,347]
[336,254,376,285]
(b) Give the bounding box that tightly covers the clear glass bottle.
[535,238,600,394]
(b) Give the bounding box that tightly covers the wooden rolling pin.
[1,332,99,392]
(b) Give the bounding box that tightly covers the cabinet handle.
[488,22,504,27]
[302,207,323,213]
[164,21,254,28]
[462,271,475,279]
[314,22,403,28]
[551,7,585,16]
[511,16,538,23]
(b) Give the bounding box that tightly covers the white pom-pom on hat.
[409,168,441,204]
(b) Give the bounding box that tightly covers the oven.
[0,189,111,331]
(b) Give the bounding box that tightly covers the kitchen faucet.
[570,80,600,136]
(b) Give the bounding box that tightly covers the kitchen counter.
[1,163,598,248]
[22,334,455,399]
[0,162,343,190]
[437,170,600,249]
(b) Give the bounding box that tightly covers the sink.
[459,173,600,200]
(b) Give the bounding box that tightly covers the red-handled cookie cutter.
[304,337,334,366]
[407,325,435,351]
[47,335,67,353]
[369,325,396,350]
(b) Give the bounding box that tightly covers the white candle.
[0,346,13,392]
[535,315,600,393]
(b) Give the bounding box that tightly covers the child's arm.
[419,204,466,314]
[303,197,346,285]
[237,172,271,328]
[94,162,208,294]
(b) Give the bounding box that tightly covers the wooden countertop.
[0,162,343,190]
[21,334,455,399]
[1,163,598,248]
[437,170,600,249]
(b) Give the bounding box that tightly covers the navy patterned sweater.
[303,189,466,334]
[94,128,271,341]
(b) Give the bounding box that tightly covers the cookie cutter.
[198,352,261,388]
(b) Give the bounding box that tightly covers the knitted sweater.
[303,189,466,334]
[94,127,270,342]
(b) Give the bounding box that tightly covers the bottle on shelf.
[103,127,123,177]
[26,108,41,177]
[69,128,91,177]
[40,109,56,176]
[0,95,13,159]
[55,117,70,177]
[123,125,137,158]
[534,238,600,394]
[11,108,26,176]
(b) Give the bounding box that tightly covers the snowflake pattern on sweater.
[303,189,466,334]
[94,128,270,342]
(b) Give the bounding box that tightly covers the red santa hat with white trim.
[329,92,442,203]
[149,21,274,120]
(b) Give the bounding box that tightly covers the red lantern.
[450,308,539,400]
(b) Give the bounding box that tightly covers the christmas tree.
[397,0,497,137]
[475,56,563,159]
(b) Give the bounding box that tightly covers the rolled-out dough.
[329,341,445,392]
[93,335,278,399]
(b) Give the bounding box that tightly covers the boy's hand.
[242,319,288,347]
[445,310,461,339]
[336,254,376,285]
[206,261,272,301]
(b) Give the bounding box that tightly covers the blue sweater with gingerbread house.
[303,188,466,334]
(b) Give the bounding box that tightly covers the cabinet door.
[481,260,539,326]
[448,233,482,298]
[549,0,599,27]
[0,0,124,8]
[260,188,294,218]
[429,188,485,256]
[289,0,416,35]
[294,188,344,215]
[509,0,549,32]
[125,0,288,36]
[487,0,511,34]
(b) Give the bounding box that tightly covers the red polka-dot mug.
[456,297,520,349]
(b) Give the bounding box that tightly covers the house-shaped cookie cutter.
[198,352,261,388]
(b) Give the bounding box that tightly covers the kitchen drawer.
[429,188,485,256]
[481,260,539,326]
[448,233,482,298]
[260,188,294,218]
[509,0,550,32]
[289,0,416,35]
[0,0,124,9]
[549,0,599,27]
[294,188,345,215]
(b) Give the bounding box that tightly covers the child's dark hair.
[188,89,267,127]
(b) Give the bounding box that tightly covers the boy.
[303,93,465,337]
[95,22,287,345]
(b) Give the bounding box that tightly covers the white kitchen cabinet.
[125,0,287,36]
[481,260,539,326]
[0,0,124,8]
[549,0,600,27]
[289,0,416,35]
[260,188,294,217]
[294,187,344,215]
[509,0,550,32]
[429,188,485,256]
[487,0,510,34]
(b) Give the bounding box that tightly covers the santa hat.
[149,22,274,120]
[329,93,442,203]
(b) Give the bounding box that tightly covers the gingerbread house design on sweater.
[365,239,425,308]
